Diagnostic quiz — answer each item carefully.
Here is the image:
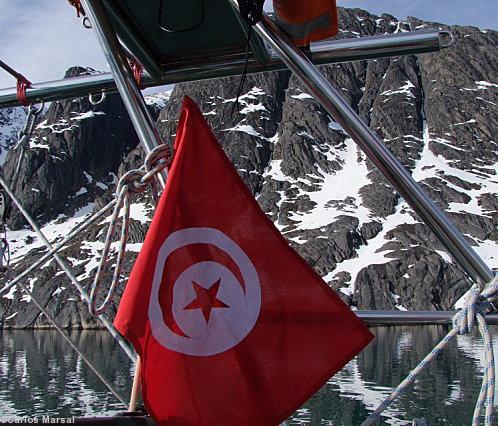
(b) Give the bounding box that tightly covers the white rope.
[89,143,171,315]
[361,275,498,426]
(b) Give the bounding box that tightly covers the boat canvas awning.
[102,0,270,77]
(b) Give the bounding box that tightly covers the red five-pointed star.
[183,278,229,323]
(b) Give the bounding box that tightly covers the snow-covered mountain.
[0,107,26,165]
[0,8,496,327]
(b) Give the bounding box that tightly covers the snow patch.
[70,111,105,121]
[291,92,314,100]
[144,90,172,108]
[380,80,415,98]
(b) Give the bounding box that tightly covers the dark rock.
[361,221,383,240]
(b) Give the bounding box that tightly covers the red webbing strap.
[129,59,143,89]
[68,0,85,17]
[16,75,32,107]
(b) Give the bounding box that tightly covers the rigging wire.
[230,0,264,115]
[5,265,128,406]
[231,26,253,116]
[0,173,136,362]
[0,59,25,81]
[0,197,116,297]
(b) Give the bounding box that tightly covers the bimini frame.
[0,29,452,108]
[83,0,493,282]
[0,0,495,326]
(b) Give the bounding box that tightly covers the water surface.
[1,326,497,424]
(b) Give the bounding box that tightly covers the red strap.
[129,59,143,89]
[16,75,31,107]
[68,0,85,17]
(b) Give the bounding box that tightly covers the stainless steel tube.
[0,30,448,109]
[241,5,493,284]
[311,28,446,61]
[357,310,498,326]
[81,0,164,160]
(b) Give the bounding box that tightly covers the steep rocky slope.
[0,8,496,327]
[0,107,26,165]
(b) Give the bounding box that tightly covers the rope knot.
[362,274,498,426]
[16,75,32,107]
[453,285,485,335]
[117,169,148,195]
[128,58,143,89]
[68,0,85,17]
[144,144,172,177]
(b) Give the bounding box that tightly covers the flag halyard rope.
[89,143,171,315]
[361,275,498,426]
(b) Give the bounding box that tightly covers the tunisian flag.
[115,97,373,425]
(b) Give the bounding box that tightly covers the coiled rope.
[362,275,498,426]
[89,144,172,315]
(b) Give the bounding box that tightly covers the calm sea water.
[0,326,497,424]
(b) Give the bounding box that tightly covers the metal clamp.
[440,30,454,48]
[89,89,106,105]
[82,16,92,28]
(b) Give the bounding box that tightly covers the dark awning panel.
[102,0,270,77]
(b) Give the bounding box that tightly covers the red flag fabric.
[114,97,373,425]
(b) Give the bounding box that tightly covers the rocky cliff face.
[0,107,26,165]
[2,67,141,230]
[0,8,496,327]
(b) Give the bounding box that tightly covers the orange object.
[273,0,339,46]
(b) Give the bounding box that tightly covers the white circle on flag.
[148,227,261,356]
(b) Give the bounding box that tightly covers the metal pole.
[80,0,167,405]
[357,310,498,326]
[81,0,165,169]
[234,4,493,284]
[0,30,449,109]
[128,356,142,412]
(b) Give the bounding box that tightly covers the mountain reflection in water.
[1,326,497,424]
